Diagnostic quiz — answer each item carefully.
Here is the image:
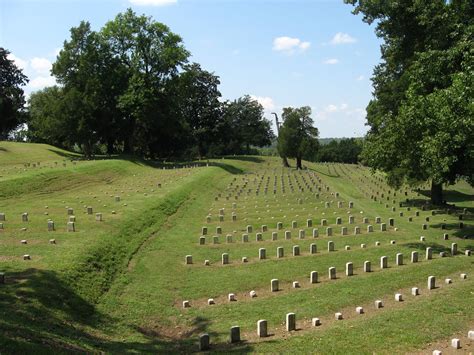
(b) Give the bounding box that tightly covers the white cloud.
[330,32,357,45]
[29,76,56,89]
[273,36,310,54]
[7,53,28,71]
[323,58,339,65]
[356,75,365,81]
[129,0,177,5]
[250,95,275,111]
[30,57,52,75]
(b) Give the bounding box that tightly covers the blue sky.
[1,0,382,138]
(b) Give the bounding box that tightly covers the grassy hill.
[0,142,472,353]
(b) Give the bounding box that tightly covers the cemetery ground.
[0,141,473,353]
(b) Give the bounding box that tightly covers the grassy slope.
[0,143,472,353]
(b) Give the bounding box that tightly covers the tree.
[169,63,223,158]
[346,0,474,204]
[0,48,28,139]
[277,106,319,169]
[101,8,189,156]
[222,95,275,154]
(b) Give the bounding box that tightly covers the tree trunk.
[296,156,302,170]
[431,181,443,205]
[282,157,290,168]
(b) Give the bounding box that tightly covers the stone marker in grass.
[230,326,240,343]
[199,334,210,351]
[271,279,279,292]
[286,313,296,331]
[428,276,436,290]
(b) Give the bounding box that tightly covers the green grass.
[0,142,472,353]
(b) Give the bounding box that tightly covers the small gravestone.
[277,246,284,258]
[257,320,268,337]
[48,220,55,231]
[247,225,252,233]
[411,251,418,263]
[285,231,291,240]
[412,287,419,296]
[185,255,192,264]
[202,227,208,235]
[451,339,460,349]
[329,266,336,279]
[286,313,296,331]
[0,213,5,221]
[426,247,432,260]
[364,261,371,272]
[310,243,317,254]
[312,228,319,238]
[451,243,457,255]
[292,245,300,256]
[346,262,353,276]
[199,334,210,351]
[230,326,240,343]
[428,276,436,290]
[310,271,318,284]
[395,293,403,302]
[67,221,75,232]
[87,207,93,215]
[271,279,279,292]
[335,312,343,320]
[259,248,266,260]
[95,213,102,221]
[22,213,28,222]
[228,293,236,302]
[380,256,388,269]
[367,225,373,232]
[222,253,229,265]
[312,318,321,326]
[328,241,335,252]
[375,300,383,309]
[356,306,364,314]
[326,227,333,236]
[272,232,278,241]
[396,253,403,265]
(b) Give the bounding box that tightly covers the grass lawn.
[0,142,472,353]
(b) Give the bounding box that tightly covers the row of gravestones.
[198,224,390,245]
[195,274,471,350]
[191,240,471,266]
[181,253,471,310]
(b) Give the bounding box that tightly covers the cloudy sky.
[1,0,382,138]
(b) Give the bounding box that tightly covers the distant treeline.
[258,137,363,164]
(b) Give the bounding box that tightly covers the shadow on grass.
[0,269,243,353]
[403,242,451,253]
[46,148,82,161]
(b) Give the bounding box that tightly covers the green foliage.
[0,48,28,139]
[347,0,474,202]
[315,138,363,163]
[277,106,319,169]
[221,95,275,155]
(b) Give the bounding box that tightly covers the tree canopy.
[25,9,274,159]
[346,0,474,203]
[0,48,28,139]
[277,106,319,169]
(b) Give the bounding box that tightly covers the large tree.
[101,8,189,156]
[222,95,274,154]
[169,63,223,158]
[346,0,474,204]
[0,48,28,139]
[277,106,319,169]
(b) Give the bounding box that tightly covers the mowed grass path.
[0,142,472,353]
